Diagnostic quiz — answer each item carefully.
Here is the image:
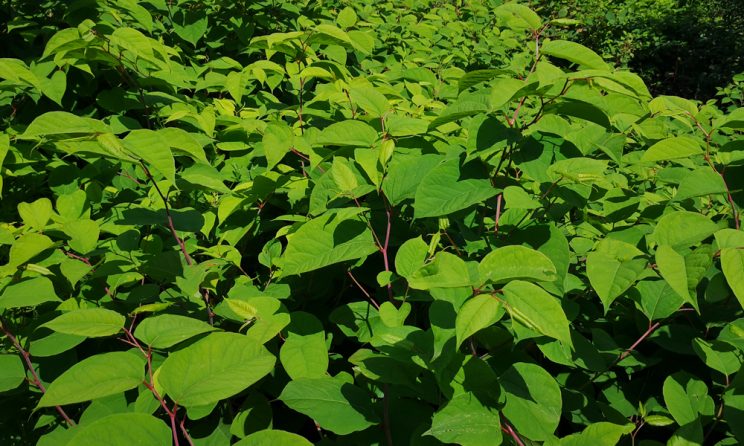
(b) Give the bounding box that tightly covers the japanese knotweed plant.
[0,1,743,445]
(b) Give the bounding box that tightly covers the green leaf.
[279,312,328,380]
[336,7,358,28]
[0,354,26,392]
[1,233,54,275]
[414,159,498,218]
[331,157,359,192]
[262,121,294,171]
[502,281,572,348]
[721,248,744,309]
[394,236,428,278]
[407,251,476,290]
[0,276,60,310]
[497,3,542,31]
[663,373,708,426]
[350,85,389,117]
[134,314,218,349]
[458,69,509,93]
[173,11,208,47]
[641,137,703,162]
[428,95,490,130]
[41,70,66,106]
[652,211,718,248]
[479,245,557,284]
[455,294,504,348]
[22,111,108,137]
[63,219,100,254]
[655,245,697,311]
[278,377,379,435]
[43,308,125,337]
[17,198,53,231]
[674,168,727,201]
[541,40,609,70]
[718,108,744,129]
[158,332,275,407]
[38,351,145,407]
[124,129,176,184]
[280,208,378,276]
[180,163,230,193]
[382,153,443,205]
[586,239,648,311]
[67,413,171,446]
[547,157,608,184]
[501,362,562,441]
[234,429,313,446]
[424,393,502,446]
[318,120,378,147]
[633,280,684,321]
[557,422,634,446]
[692,338,741,376]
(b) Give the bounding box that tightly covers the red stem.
[0,319,76,427]
[346,270,381,310]
[500,416,526,446]
[139,162,193,266]
[381,202,394,302]
[122,327,193,446]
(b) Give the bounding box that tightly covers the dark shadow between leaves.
[117,208,205,232]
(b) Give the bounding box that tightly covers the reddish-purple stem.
[500,416,526,446]
[346,270,381,310]
[139,162,193,266]
[381,203,394,302]
[614,321,661,365]
[122,327,193,445]
[0,320,76,427]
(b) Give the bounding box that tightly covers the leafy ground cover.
[1,1,744,445]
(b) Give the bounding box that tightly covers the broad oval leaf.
[158,332,275,407]
[43,308,125,337]
[641,136,703,162]
[502,280,572,348]
[38,351,145,407]
[455,294,504,348]
[652,211,718,248]
[479,245,557,284]
[234,429,313,446]
[317,120,378,147]
[722,247,744,310]
[0,276,60,310]
[134,314,218,349]
[0,354,26,392]
[279,208,378,276]
[501,362,562,441]
[279,312,329,379]
[541,40,609,70]
[67,413,171,446]
[278,377,379,435]
[424,392,502,446]
[413,159,498,218]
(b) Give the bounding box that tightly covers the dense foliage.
[534,0,744,100]
[1,1,744,445]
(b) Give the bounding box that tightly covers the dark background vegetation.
[534,0,744,102]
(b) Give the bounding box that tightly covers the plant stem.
[494,193,503,235]
[346,270,381,310]
[122,327,194,446]
[0,319,76,427]
[140,162,193,266]
[500,415,525,446]
[381,200,394,302]
[382,384,394,446]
